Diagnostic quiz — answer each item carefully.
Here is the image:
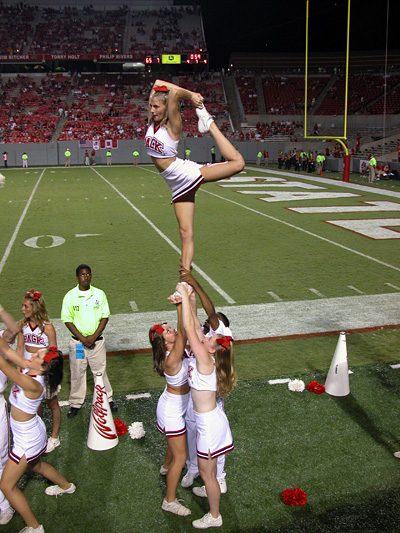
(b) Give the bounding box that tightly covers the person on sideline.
[16,290,61,454]
[0,346,75,533]
[22,153,28,168]
[84,150,90,166]
[133,150,139,166]
[369,154,377,183]
[0,305,20,526]
[175,282,236,529]
[149,288,192,518]
[61,264,117,418]
[106,150,112,165]
[145,79,244,271]
[64,148,71,167]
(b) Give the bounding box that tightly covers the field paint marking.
[52,292,400,353]
[219,182,324,190]
[58,401,69,407]
[256,168,400,199]
[348,286,365,294]
[76,233,102,237]
[268,378,291,385]
[385,283,400,290]
[288,201,400,214]
[200,189,400,273]
[325,218,400,239]
[268,291,282,301]
[126,393,151,400]
[0,169,45,275]
[129,301,139,312]
[90,167,235,304]
[309,288,326,298]
[390,364,400,369]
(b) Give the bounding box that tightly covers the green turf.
[7,360,400,533]
[1,165,400,532]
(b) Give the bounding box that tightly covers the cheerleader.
[175,282,237,529]
[145,79,244,271]
[0,346,75,533]
[17,290,61,453]
[149,291,192,518]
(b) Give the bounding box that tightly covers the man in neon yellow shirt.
[64,148,71,167]
[61,264,117,418]
[22,152,28,168]
[369,154,377,183]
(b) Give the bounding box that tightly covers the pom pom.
[306,380,325,394]
[282,488,307,506]
[128,422,145,440]
[114,418,128,436]
[288,379,305,392]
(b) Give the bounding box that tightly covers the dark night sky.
[184,0,399,69]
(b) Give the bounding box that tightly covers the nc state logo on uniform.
[145,136,165,155]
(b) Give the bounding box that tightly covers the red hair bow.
[154,85,169,92]
[44,346,59,364]
[216,336,233,352]
[30,290,42,301]
[150,324,165,341]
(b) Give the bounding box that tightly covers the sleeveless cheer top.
[9,370,45,415]
[145,123,179,158]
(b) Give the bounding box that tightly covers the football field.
[1,164,400,532]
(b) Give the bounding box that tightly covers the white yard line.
[90,167,235,304]
[0,169,46,275]
[52,292,400,353]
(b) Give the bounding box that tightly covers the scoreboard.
[145,53,208,66]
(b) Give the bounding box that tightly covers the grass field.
[1,163,400,532]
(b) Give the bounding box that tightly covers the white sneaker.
[0,506,14,525]
[159,465,169,475]
[161,498,191,516]
[45,437,60,453]
[196,106,214,134]
[192,512,223,529]
[45,483,76,497]
[19,526,44,533]
[181,471,199,488]
[193,478,227,497]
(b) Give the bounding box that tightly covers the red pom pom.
[306,380,325,394]
[282,488,307,506]
[114,418,128,436]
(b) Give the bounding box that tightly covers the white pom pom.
[288,379,305,392]
[128,422,146,439]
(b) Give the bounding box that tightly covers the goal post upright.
[304,0,351,182]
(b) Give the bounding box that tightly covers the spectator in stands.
[22,153,28,168]
[145,79,244,272]
[64,148,71,167]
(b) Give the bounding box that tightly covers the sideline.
[0,169,46,275]
[52,292,400,353]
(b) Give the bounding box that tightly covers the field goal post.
[304,0,351,181]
